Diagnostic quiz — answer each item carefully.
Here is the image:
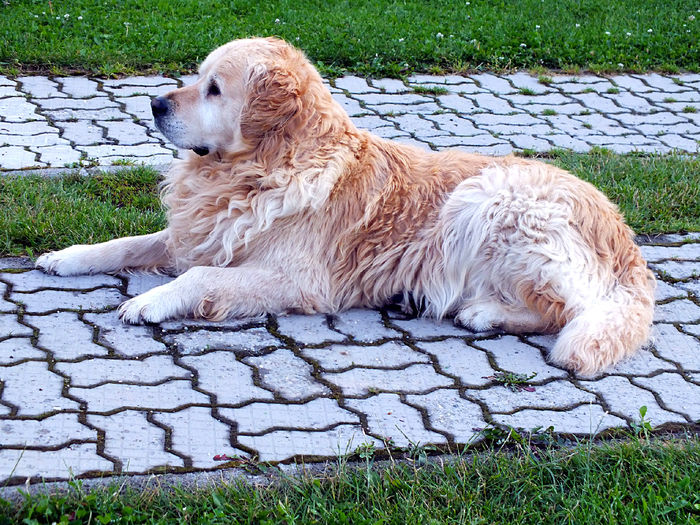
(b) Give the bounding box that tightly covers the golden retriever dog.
[36,37,655,375]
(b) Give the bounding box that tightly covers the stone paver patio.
[0,72,698,487]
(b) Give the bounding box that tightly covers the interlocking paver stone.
[13,288,125,313]
[89,410,183,472]
[238,424,381,462]
[406,389,487,443]
[1,269,120,292]
[0,444,112,482]
[470,380,596,413]
[473,336,569,380]
[651,324,700,371]
[346,393,447,446]
[180,351,274,404]
[83,311,167,356]
[245,349,330,400]
[152,406,246,468]
[72,380,208,413]
[416,339,494,386]
[0,338,44,364]
[633,373,700,421]
[56,355,191,387]
[0,361,78,415]
[653,299,700,323]
[578,376,687,425]
[276,314,346,345]
[390,317,472,338]
[0,414,95,447]
[493,404,627,434]
[0,315,33,338]
[331,309,400,342]
[323,363,453,396]
[163,327,279,355]
[26,312,108,360]
[58,77,104,98]
[220,398,357,434]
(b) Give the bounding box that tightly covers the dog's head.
[152,37,323,157]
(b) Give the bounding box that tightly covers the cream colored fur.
[36,37,656,375]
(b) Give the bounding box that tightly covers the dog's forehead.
[199,39,272,77]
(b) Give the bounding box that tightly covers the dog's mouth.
[192,146,210,156]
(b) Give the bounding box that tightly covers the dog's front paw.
[118,286,182,324]
[36,246,96,276]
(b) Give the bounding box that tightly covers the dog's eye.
[208,82,221,97]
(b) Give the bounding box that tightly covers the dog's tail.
[547,197,656,376]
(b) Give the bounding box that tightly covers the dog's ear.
[241,62,303,140]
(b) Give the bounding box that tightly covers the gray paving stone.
[58,77,105,98]
[32,144,84,167]
[578,376,687,426]
[43,107,127,121]
[468,112,544,126]
[221,398,357,433]
[0,97,40,122]
[303,341,429,372]
[470,93,516,114]
[35,97,118,110]
[605,92,659,113]
[159,315,265,331]
[0,338,44,364]
[456,144,515,156]
[56,355,190,387]
[83,310,167,356]
[602,347,678,376]
[163,327,278,355]
[641,243,700,262]
[651,324,700,371]
[483,373,596,405]
[505,72,556,94]
[2,269,120,292]
[569,93,626,114]
[0,361,78,415]
[372,126,409,139]
[80,143,173,160]
[323,363,452,396]
[276,313,346,345]
[331,93,367,117]
[634,373,700,421]
[614,112,688,126]
[18,76,65,98]
[501,93,572,107]
[245,348,330,400]
[0,132,66,147]
[180,351,273,404]
[492,404,626,434]
[56,121,105,145]
[437,94,479,114]
[25,311,108,360]
[471,73,517,94]
[610,75,657,92]
[473,336,569,380]
[334,76,379,93]
[369,78,410,93]
[152,406,245,468]
[370,102,441,115]
[89,410,182,472]
[683,324,700,337]
[104,85,173,98]
[406,389,487,443]
[644,90,700,103]
[331,308,399,342]
[678,281,700,297]
[73,379,208,413]
[390,317,472,338]
[240,424,382,462]
[0,444,112,482]
[350,115,392,130]
[634,73,690,93]
[657,135,700,152]
[585,134,658,147]
[416,339,494,386]
[102,76,177,88]
[385,114,446,136]
[483,123,559,137]
[13,288,125,313]
[0,315,33,338]
[102,120,152,145]
[122,273,174,296]
[0,76,15,87]
[506,134,552,151]
[0,146,39,169]
[424,113,483,136]
[0,120,57,136]
[653,299,700,323]
[0,413,96,447]
[116,95,154,121]
[346,393,446,446]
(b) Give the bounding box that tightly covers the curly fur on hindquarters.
[36,37,655,375]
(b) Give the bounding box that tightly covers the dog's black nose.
[151,96,169,117]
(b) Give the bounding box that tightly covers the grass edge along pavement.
[0,0,698,77]
[1,434,699,524]
[0,150,698,257]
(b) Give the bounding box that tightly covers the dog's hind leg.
[455,299,547,333]
[118,265,324,324]
[36,230,173,276]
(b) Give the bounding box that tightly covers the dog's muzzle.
[151,96,169,117]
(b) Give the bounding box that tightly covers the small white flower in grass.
[520,43,527,48]
[647,28,653,32]
[617,63,624,68]
[436,32,444,38]
[398,37,405,42]
[605,31,610,35]
[56,16,60,20]
[295,37,300,41]
[275,18,280,24]
[536,25,540,29]
[626,32,631,36]
[466,1,470,4]
[689,15,695,21]
[575,23,580,28]
[78,15,83,20]
[64,13,69,18]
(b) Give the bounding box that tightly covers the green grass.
[1,0,698,77]
[0,151,697,257]
[2,437,699,524]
